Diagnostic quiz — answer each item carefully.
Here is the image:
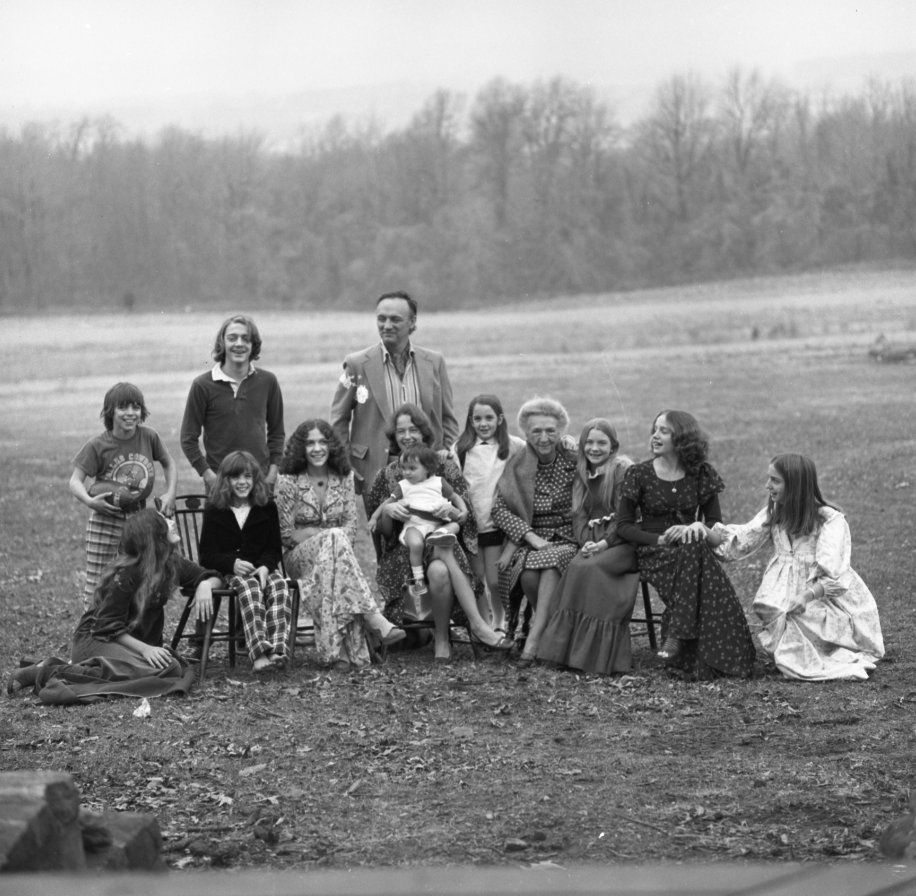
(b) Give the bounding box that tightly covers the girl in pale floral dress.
[275,420,405,672]
[715,453,884,681]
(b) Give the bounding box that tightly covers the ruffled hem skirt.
[535,549,640,675]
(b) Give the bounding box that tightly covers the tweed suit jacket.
[329,343,458,494]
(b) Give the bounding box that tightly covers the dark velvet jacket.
[199,501,283,575]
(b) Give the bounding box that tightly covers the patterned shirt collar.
[380,341,414,364]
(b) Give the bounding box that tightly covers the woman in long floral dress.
[276,419,404,672]
[616,410,756,680]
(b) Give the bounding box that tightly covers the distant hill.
[3,52,913,144]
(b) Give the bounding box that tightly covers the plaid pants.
[229,571,292,663]
[83,510,126,608]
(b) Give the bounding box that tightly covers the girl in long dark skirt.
[7,509,220,701]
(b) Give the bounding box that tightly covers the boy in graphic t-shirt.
[69,382,177,608]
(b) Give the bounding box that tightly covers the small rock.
[504,838,529,852]
[254,825,279,845]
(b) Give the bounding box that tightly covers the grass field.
[3,268,916,869]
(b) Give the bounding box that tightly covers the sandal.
[408,580,428,598]
[470,634,515,655]
[426,528,457,548]
[381,627,407,647]
[658,637,683,662]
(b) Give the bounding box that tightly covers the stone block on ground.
[82,811,167,872]
[0,771,85,872]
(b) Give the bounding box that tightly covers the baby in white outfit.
[368,445,468,597]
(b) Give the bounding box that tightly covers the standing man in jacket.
[330,291,458,510]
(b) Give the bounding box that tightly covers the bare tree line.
[2,69,915,312]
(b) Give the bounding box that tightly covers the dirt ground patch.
[4,273,916,869]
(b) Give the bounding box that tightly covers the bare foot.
[252,655,273,673]
[433,638,451,662]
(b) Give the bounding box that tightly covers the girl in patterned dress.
[616,410,755,680]
[715,454,883,680]
[276,420,405,672]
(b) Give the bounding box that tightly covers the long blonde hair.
[572,418,630,516]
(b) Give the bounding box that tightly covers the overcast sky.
[2,0,915,126]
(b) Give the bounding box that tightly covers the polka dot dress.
[496,452,579,602]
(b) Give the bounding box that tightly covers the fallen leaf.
[132,698,151,719]
[346,778,364,796]
[239,763,267,777]
[451,726,474,738]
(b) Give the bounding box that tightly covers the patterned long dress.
[275,471,381,668]
[491,452,579,623]
[617,460,756,679]
[365,458,481,625]
[715,507,884,680]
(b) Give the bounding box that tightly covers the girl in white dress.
[451,394,525,632]
[715,453,884,681]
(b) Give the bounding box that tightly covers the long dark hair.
[572,418,629,516]
[767,453,840,538]
[652,409,709,477]
[454,394,512,469]
[385,403,436,455]
[280,419,350,476]
[209,451,270,510]
[94,509,178,631]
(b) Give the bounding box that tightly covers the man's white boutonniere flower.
[356,385,369,404]
[339,371,355,388]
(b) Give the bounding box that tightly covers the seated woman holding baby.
[365,403,512,662]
